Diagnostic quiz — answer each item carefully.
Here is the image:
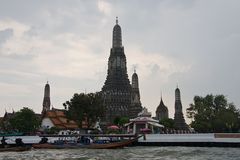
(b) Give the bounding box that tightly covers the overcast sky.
[0,0,240,123]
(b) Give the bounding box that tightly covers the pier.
[137,133,240,147]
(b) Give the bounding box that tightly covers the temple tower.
[174,87,188,130]
[42,82,51,114]
[156,96,169,121]
[129,70,143,118]
[102,17,132,123]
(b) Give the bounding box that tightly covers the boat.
[85,136,139,149]
[32,135,141,149]
[32,143,83,149]
[0,146,31,152]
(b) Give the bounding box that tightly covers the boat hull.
[32,136,140,149]
[0,146,31,152]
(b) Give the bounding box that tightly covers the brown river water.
[0,146,239,160]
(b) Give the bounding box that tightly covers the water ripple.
[0,147,239,160]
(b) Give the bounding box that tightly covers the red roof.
[44,110,78,129]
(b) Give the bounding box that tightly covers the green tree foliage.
[187,94,240,133]
[9,107,40,133]
[114,117,129,126]
[63,92,105,128]
[159,118,175,129]
[113,117,120,126]
[44,126,60,135]
[119,117,129,126]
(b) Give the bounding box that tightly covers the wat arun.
[101,18,142,123]
[174,87,189,130]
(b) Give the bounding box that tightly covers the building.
[125,107,164,134]
[129,70,143,118]
[101,17,132,123]
[155,96,169,121]
[42,81,51,114]
[40,82,78,130]
[41,108,78,130]
[0,111,15,131]
[174,87,189,130]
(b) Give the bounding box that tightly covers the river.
[0,146,239,160]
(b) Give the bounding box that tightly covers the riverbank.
[2,133,240,147]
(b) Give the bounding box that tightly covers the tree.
[63,92,105,128]
[9,107,40,133]
[159,118,175,129]
[113,117,129,126]
[187,94,240,133]
[44,126,60,134]
[113,117,121,126]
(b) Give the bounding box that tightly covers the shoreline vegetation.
[0,94,239,138]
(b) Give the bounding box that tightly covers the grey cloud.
[0,0,240,118]
[0,53,35,61]
[149,64,160,77]
[0,28,13,45]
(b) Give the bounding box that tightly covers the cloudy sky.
[0,0,240,123]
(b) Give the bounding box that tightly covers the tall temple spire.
[175,87,181,101]
[156,93,168,121]
[132,70,139,89]
[42,82,51,114]
[102,18,132,123]
[112,17,122,48]
[129,70,142,118]
[174,87,188,130]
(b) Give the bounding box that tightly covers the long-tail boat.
[32,135,141,149]
[85,136,139,149]
[0,146,31,152]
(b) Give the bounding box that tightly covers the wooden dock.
[137,133,240,147]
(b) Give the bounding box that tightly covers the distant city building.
[155,96,169,121]
[129,70,143,118]
[42,82,51,114]
[101,18,132,123]
[174,87,189,130]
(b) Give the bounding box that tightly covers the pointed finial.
[134,66,136,73]
[176,83,178,89]
[116,16,118,24]
[160,91,163,102]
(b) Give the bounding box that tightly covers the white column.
[145,123,148,129]
[133,123,136,134]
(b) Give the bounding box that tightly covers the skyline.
[0,0,240,123]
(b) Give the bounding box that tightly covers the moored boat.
[85,136,140,149]
[32,143,83,149]
[32,135,141,149]
[0,146,31,152]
